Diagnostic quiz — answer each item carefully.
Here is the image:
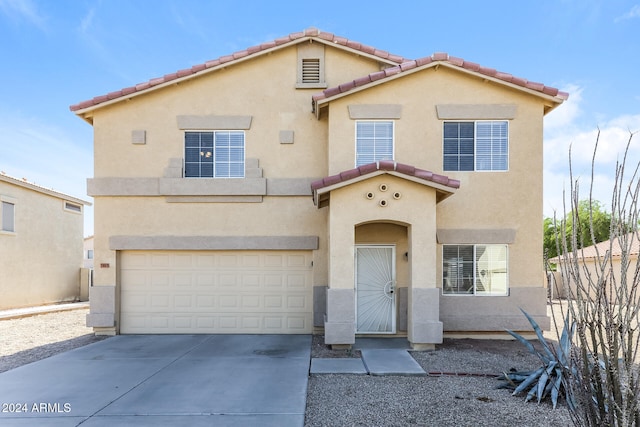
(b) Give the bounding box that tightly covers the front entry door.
[355,245,396,333]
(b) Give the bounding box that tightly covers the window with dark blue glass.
[184,131,244,178]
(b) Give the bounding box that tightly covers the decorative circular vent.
[366,192,375,199]
[379,184,388,192]
[393,192,402,199]
[379,199,388,207]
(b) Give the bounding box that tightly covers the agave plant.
[497,308,576,409]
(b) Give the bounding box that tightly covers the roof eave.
[312,170,457,208]
[72,37,310,120]
[312,60,567,117]
[72,33,407,121]
[0,174,92,206]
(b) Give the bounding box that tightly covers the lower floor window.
[442,244,508,295]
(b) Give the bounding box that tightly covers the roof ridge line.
[312,52,570,104]
[70,27,408,113]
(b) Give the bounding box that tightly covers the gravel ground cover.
[305,338,572,426]
[0,308,107,373]
[1,306,573,426]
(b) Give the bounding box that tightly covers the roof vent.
[301,58,321,84]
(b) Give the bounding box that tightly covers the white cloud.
[543,84,640,218]
[615,4,640,22]
[79,6,96,35]
[0,0,46,30]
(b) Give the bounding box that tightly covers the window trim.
[354,120,395,167]
[0,196,16,234]
[441,244,509,296]
[184,130,246,179]
[443,120,509,172]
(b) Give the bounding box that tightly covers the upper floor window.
[1,200,15,233]
[184,131,245,178]
[356,121,394,167]
[443,121,508,171]
[442,244,508,296]
[64,201,82,213]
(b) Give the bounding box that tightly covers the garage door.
[119,250,313,334]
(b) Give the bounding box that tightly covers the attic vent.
[301,59,321,84]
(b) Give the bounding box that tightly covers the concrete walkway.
[310,337,427,376]
[0,334,311,426]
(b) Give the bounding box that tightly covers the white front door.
[355,245,396,334]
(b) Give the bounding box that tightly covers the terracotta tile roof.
[69,28,408,113]
[311,160,459,207]
[312,53,570,106]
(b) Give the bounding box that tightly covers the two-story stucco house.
[0,172,90,310]
[71,28,567,349]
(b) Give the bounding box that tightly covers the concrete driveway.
[0,334,311,426]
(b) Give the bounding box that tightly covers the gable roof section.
[312,53,569,117]
[311,160,459,208]
[0,172,91,206]
[70,28,408,121]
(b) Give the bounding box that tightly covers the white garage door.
[119,250,313,334]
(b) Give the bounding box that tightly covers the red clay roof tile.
[70,28,408,112]
[339,168,362,181]
[312,53,570,106]
[311,161,460,195]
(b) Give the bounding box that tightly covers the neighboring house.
[83,235,94,269]
[550,234,640,300]
[0,172,91,310]
[71,28,567,348]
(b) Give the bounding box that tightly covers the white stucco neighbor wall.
[0,174,90,310]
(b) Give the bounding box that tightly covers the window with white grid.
[355,121,394,167]
[184,131,245,178]
[443,121,508,171]
[442,244,508,296]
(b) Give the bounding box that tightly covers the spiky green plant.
[497,308,576,409]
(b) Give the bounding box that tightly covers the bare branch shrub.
[549,130,640,426]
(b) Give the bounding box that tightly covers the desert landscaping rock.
[0,308,107,373]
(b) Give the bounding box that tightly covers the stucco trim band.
[109,235,319,250]
[176,115,253,130]
[348,104,402,119]
[88,177,314,197]
[436,228,516,244]
[435,104,517,120]
[159,178,266,196]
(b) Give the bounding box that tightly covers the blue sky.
[1,0,639,236]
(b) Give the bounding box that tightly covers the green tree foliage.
[543,200,611,260]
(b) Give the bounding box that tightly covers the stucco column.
[324,208,356,346]
[407,209,443,350]
[86,235,117,335]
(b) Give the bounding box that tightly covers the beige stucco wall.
[327,175,438,291]
[323,66,548,332]
[85,42,390,331]
[0,180,85,310]
[83,38,553,336]
[554,256,639,301]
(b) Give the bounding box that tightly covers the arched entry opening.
[355,222,408,335]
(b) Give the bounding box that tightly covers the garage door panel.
[120,250,313,334]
